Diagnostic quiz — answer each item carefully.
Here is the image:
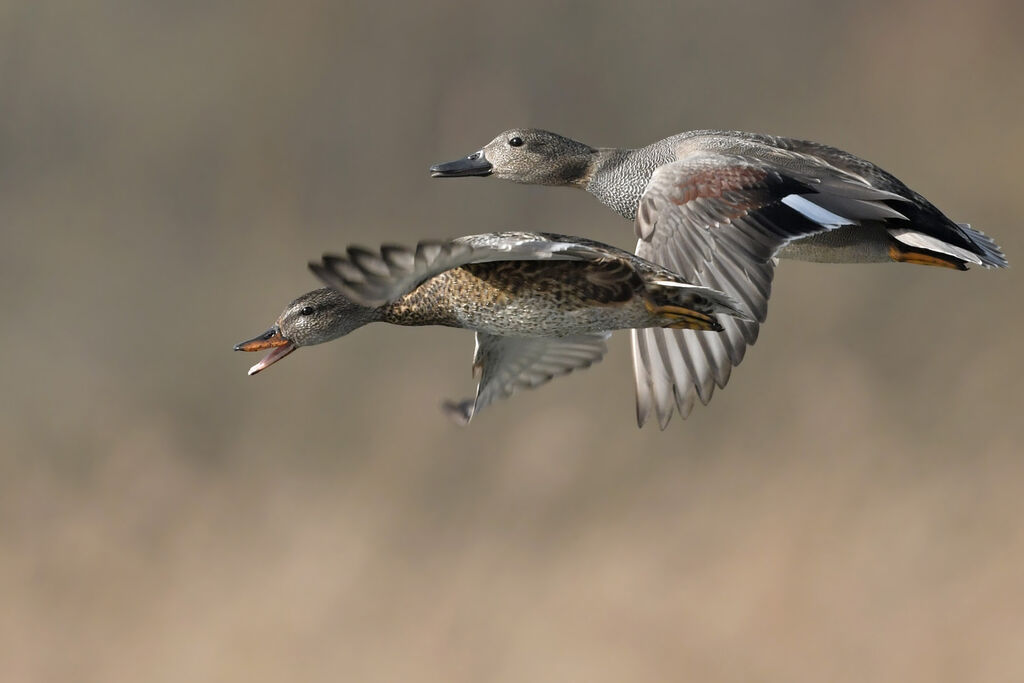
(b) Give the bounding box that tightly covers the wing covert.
[443,332,610,425]
[631,152,842,428]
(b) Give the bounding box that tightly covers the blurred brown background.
[3,1,1023,681]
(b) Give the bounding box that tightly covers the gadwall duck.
[236,231,751,424]
[431,129,1008,427]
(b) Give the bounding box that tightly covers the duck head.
[235,287,375,375]
[430,128,596,187]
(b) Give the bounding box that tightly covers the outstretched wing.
[310,232,626,308]
[442,332,610,425]
[632,148,907,428]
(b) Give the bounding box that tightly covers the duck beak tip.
[429,153,493,178]
[235,327,296,375]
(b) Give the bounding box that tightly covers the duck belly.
[776,224,891,263]
[452,294,649,338]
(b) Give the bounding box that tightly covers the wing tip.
[441,399,474,426]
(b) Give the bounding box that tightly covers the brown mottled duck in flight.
[236,231,751,424]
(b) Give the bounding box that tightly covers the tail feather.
[956,223,1009,268]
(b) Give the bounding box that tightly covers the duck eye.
[508,136,524,147]
[300,306,315,316]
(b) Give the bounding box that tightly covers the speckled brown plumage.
[306,232,750,339]
[381,258,709,337]
[242,232,756,425]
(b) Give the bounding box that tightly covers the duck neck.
[375,276,462,329]
[586,145,674,221]
[541,143,601,189]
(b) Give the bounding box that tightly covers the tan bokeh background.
[3,1,1024,681]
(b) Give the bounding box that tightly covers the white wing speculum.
[780,194,856,228]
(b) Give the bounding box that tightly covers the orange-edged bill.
[234,327,296,375]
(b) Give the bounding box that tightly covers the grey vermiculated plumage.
[431,129,1009,428]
